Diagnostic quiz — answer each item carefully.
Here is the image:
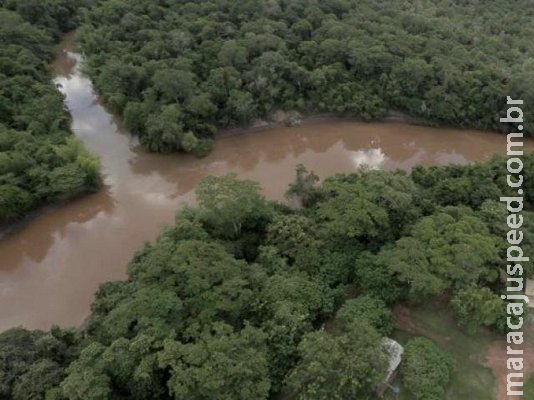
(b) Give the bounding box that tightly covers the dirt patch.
[486,327,534,400]
[394,304,452,345]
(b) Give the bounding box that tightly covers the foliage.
[3,0,534,397]
[196,173,275,259]
[285,319,387,400]
[0,2,100,223]
[378,207,500,300]
[286,164,325,208]
[196,173,273,239]
[351,251,406,304]
[265,213,322,274]
[79,0,534,156]
[0,327,79,400]
[316,170,423,248]
[402,337,455,400]
[1,154,533,398]
[1,0,83,38]
[451,287,503,334]
[158,323,271,400]
[336,295,394,336]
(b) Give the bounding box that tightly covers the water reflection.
[1,33,533,332]
[350,148,386,169]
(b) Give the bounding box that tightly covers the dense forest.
[2,0,533,220]
[0,0,99,224]
[78,0,534,154]
[1,0,533,399]
[1,154,532,400]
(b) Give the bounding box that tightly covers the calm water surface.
[1,34,532,331]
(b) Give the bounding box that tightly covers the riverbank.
[217,110,428,139]
[0,111,449,240]
[0,107,514,241]
[2,31,534,333]
[0,26,453,241]
[0,18,101,240]
[0,109,435,240]
[0,185,99,241]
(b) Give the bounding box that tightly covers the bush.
[402,337,454,400]
[336,295,394,336]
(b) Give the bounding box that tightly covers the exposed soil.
[485,326,534,400]
[394,304,453,345]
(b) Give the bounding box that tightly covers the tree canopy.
[402,337,455,400]
[77,0,533,155]
[0,1,100,224]
[1,153,531,399]
[1,1,533,397]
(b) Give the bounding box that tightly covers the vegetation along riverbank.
[79,0,533,155]
[1,154,534,399]
[0,1,100,226]
[1,1,534,399]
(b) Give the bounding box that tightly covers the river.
[0,33,532,332]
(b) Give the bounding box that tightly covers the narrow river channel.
[0,33,532,332]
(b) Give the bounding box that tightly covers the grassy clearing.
[386,301,497,400]
[524,374,534,397]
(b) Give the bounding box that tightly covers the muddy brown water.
[0,34,532,332]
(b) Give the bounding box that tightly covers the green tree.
[158,323,271,400]
[451,287,503,334]
[260,272,334,322]
[0,327,79,400]
[142,104,184,152]
[265,214,322,272]
[0,6,100,223]
[336,295,394,336]
[196,174,273,238]
[402,337,454,400]
[378,208,499,299]
[285,319,387,400]
[60,343,112,400]
[315,170,422,247]
[286,164,325,208]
